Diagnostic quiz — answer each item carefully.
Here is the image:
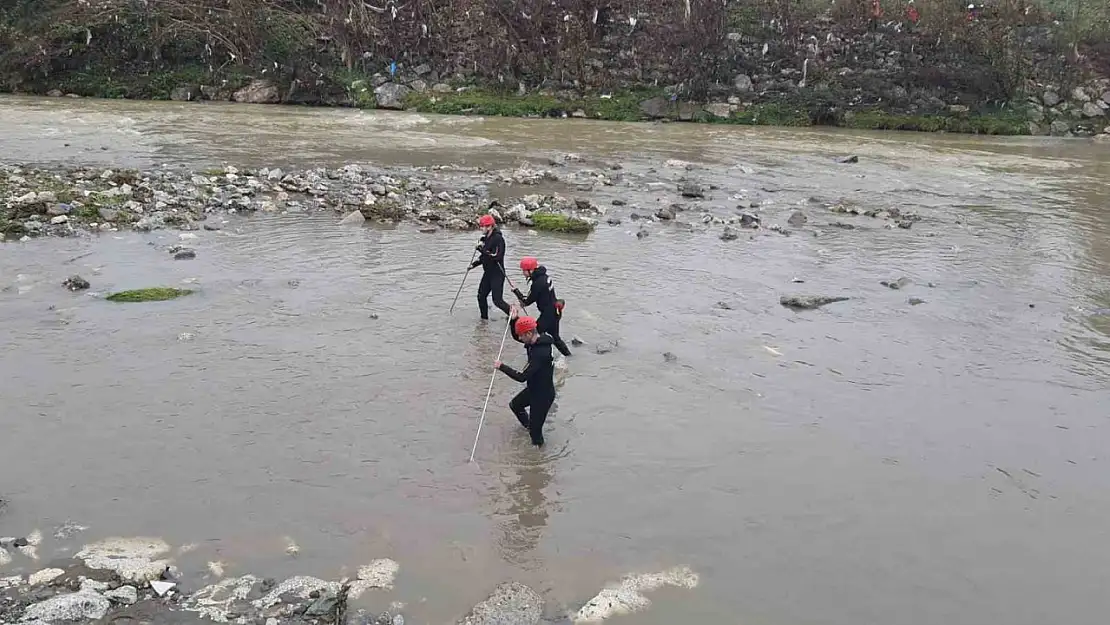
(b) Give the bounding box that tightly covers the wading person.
[512,257,572,356]
[494,309,556,447]
[469,214,510,320]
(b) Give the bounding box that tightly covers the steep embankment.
[0,0,1107,135]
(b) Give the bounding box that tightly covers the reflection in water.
[493,450,554,568]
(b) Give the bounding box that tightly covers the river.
[1,94,1109,625]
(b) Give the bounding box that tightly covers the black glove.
[512,288,525,302]
[475,243,483,251]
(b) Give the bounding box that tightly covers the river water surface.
[2,95,1110,625]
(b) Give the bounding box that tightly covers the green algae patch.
[531,213,595,234]
[105,287,194,303]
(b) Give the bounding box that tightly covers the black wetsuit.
[513,266,571,356]
[498,323,556,446]
[470,228,510,319]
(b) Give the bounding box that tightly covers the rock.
[720,226,738,241]
[1027,121,1043,135]
[733,74,753,92]
[779,295,850,310]
[233,80,280,104]
[570,336,585,346]
[1083,101,1105,118]
[1043,90,1060,107]
[739,212,760,228]
[908,297,926,305]
[458,582,542,625]
[606,216,622,226]
[714,301,733,310]
[612,199,626,206]
[1072,86,1091,103]
[63,275,90,291]
[173,249,196,260]
[170,85,200,101]
[47,89,64,97]
[375,83,412,109]
[47,203,72,216]
[787,211,807,226]
[340,210,367,225]
[635,227,649,239]
[1050,120,1071,136]
[13,537,29,548]
[679,181,705,198]
[432,83,453,93]
[28,568,66,586]
[896,220,913,229]
[704,102,731,118]
[595,340,618,354]
[23,591,111,622]
[203,222,222,231]
[881,277,912,290]
[76,537,172,583]
[655,207,675,220]
[50,215,69,225]
[948,104,970,114]
[97,207,121,222]
[839,155,859,164]
[305,592,342,619]
[410,79,428,94]
[105,585,139,605]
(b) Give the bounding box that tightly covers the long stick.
[470,312,514,463]
[449,248,478,315]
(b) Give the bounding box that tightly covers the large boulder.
[375,83,412,110]
[232,80,280,104]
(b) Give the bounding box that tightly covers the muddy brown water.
[2,94,1110,625]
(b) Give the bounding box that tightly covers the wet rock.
[611,199,626,206]
[170,85,201,101]
[375,83,412,110]
[28,568,66,586]
[13,537,30,548]
[839,155,859,164]
[714,301,733,310]
[1050,120,1071,136]
[458,582,542,625]
[47,203,72,216]
[305,591,343,620]
[779,294,850,310]
[570,336,585,346]
[787,211,808,226]
[896,220,913,229]
[23,591,111,622]
[881,277,912,290]
[663,352,678,362]
[233,80,280,104]
[606,216,622,226]
[75,537,171,583]
[340,210,367,226]
[720,225,739,241]
[635,227,649,239]
[104,585,139,605]
[739,212,760,228]
[678,181,705,198]
[655,206,675,220]
[908,297,926,305]
[595,340,619,354]
[63,275,90,291]
[173,248,197,260]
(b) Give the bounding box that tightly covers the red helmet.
[519,257,539,272]
[514,316,537,335]
[478,215,495,228]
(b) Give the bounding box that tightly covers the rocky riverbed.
[1,153,926,246]
[0,528,697,625]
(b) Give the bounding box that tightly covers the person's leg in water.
[477,270,493,320]
[527,396,554,446]
[489,268,511,317]
[539,314,572,356]
[509,387,532,430]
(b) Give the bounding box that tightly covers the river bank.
[0,528,696,624]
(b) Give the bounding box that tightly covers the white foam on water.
[75,537,172,582]
[25,529,43,546]
[207,560,226,577]
[0,548,11,567]
[348,559,400,599]
[283,536,300,557]
[184,574,260,623]
[573,566,699,623]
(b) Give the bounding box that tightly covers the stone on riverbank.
[63,275,90,291]
[573,567,698,623]
[375,83,412,110]
[105,288,194,303]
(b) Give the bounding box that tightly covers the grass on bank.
[530,213,595,233]
[105,287,193,302]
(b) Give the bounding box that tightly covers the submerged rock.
[720,226,739,241]
[779,295,850,310]
[63,275,90,291]
[458,582,543,625]
[881,277,912,290]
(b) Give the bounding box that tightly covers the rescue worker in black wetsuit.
[468,214,510,320]
[511,257,572,356]
[494,311,556,447]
